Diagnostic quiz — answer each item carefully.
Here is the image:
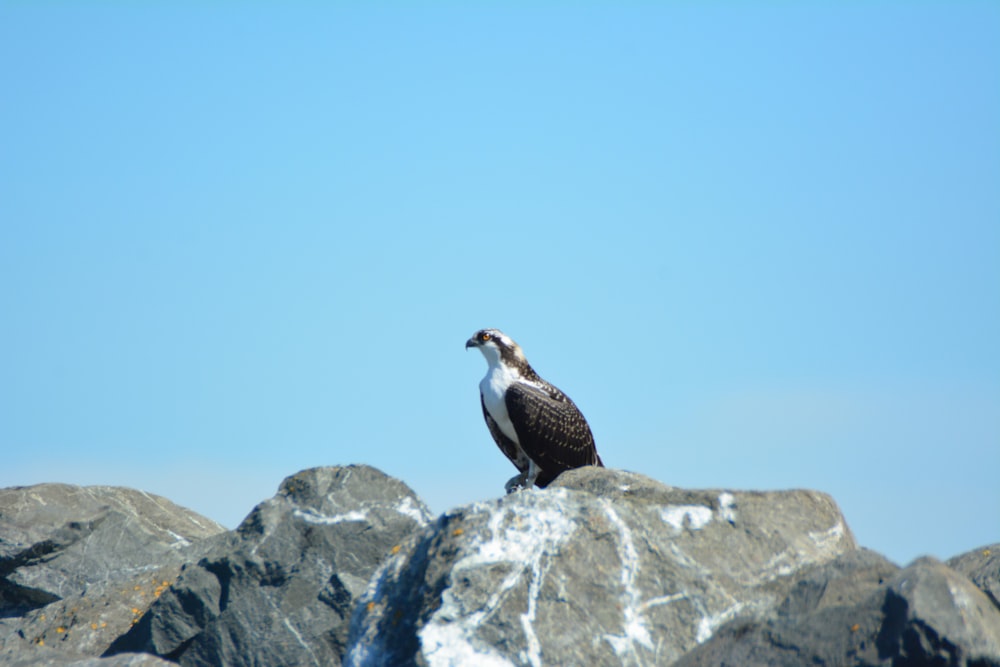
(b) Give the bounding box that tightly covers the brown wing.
[481,394,528,473]
[504,383,601,487]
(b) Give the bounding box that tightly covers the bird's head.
[465,328,526,367]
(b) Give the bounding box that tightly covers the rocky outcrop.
[949,542,1000,609]
[674,552,1000,667]
[344,467,856,666]
[2,466,998,666]
[0,483,226,664]
[105,466,432,667]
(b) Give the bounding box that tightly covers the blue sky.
[2,4,997,566]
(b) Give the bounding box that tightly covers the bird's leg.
[505,472,527,494]
[523,460,541,489]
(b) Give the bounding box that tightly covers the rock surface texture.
[2,465,998,666]
[344,467,857,666]
[105,466,432,667]
[0,484,226,664]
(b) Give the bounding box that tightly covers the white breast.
[479,363,521,444]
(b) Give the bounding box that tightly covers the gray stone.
[674,549,897,667]
[106,465,432,667]
[878,557,1000,666]
[776,547,899,616]
[676,554,1000,667]
[948,543,1000,611]
[2,649,177,667]
[0,483,226,664]
[345,467,856,666]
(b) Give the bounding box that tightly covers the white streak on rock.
[660,505,714,532]
[165,530,192,548]
[420,491,578,667]
[282,616,321,666]
[808,520,845,551]
[420,622,517,667]
[718,492,737,524]
[601,500,667,657]
[695,601,744,644]
[293,508,367,525]
[396,496,431,526]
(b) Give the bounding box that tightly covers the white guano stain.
[659,492,737,532]
[419,491,578,667]
[695,601,745,644]
[660,505,714,532]
[396,495,431,526]
[718,492,737,524]
[292,508,367,525]
[601,501,653,655]
[808,520,846,551]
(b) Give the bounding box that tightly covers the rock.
[0,483,226,664]
[675,554,1000,667]
[106,465,432,667]
[2,649,176,667]
[674,549,898,667]
[878,557,1000,665]
[68,656,178,667]
[775,548,899,616]
[948,543,1000,610]
[344,467,856,666]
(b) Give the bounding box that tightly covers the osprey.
[466,328,603,493]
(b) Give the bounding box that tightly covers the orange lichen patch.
[153,580,172,598]
[391,545,401,555]
[35,638,45,647]
[850,623,861,632]
[100,622,107,628]
[56,627,66,634]
[91,623,99,630]
[39,614,46,622]
[366,601,376,613]
[984,549,992,557]
[452,528,464,537]
[131,608,141,615]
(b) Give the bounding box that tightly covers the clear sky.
[2,4,998,567]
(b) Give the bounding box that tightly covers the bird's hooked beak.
[465,336,480,350]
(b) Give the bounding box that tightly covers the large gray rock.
[948,542,1000,610]
[674,548,899,666]
[2,648,177,667]
[345,467,856,666]
[878,557,1000,665]
[0,484,226,664]
[106,465,432,667]
[676,555,1000,667]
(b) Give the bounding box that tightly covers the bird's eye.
[480,332,491,342]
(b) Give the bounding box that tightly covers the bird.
[465,328,603,493]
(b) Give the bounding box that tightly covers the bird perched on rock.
[466,328,603,493]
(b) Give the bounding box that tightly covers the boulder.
[2,649,177,667]
[0,483,226,664]
[673,548,899,666]
[948,543,1000,610]
[878,557,1000,665]
[675,554,1000,667]
[106,465,432,667]
[344,467,856,666]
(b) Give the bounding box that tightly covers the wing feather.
[504,382,601,487]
